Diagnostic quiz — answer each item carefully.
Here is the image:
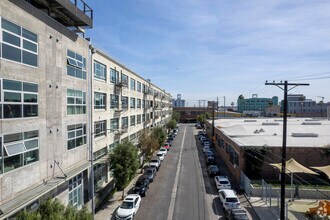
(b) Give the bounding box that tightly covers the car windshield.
[120,201,134,209]
[157,153,162,156]
[226,198,238,203]
[146,170,152,174]
[151,160,158,163]
[136,181,144,186]
[220,181,229,184]
[210,167,218,171]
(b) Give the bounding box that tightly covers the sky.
[85,0,330,106]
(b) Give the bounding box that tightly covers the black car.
[226,208,249,220]
[206,156,216,165]
[207,165,220,177]
[144,167,156,182]
[133,176,150,197]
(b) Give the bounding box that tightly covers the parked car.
[156,151,165,161]
[149,157,161,170]
[115,194,141,220]
[203,145,210,153]
[214,176,231,190]
[165,141,172,146]
[203,141,210,146]
[133,176,150,197]
[205,150,214,157]
[207,165,220,176]
[144,167,156,182]
[163,145,171,151]
[159,147,167,156]
[226,208,249,220]
[206,156,216,165]
[218,189,240,211]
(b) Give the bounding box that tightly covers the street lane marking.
[167,127,186,220]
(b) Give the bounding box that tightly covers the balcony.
[27,0,93,28]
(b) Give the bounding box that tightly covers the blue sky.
[86,0,330,106]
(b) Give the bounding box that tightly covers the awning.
[310,165,330,179]
[270,158,318,174]
[0,162,90,219]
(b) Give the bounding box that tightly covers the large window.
[67,124,87,150]
[130,78,135,91]
[130,115,135,126]
[137,81,142,92]
[137,99,141,108]
[69,173,83,209]
[110,68,119,83]
[94,92,106,109]
[0,18,38,67]
[122,96,128,109]
[121,117,128,129]
[130,97,135,109]
[2,130,39,173]
[67,89,86,115]
[2,79,38,118]
[94,120,106,138]
[110,118,119,131]
[121,73,128,87]
[67,50,86,79]
[137,115,141,124]
[110,94,119,109]
[94,61,106,81]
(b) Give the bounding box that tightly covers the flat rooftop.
[211,118,330,148]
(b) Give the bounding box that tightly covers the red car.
[162,145,170,151]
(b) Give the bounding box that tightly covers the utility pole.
[223,96,226,118]
[265,81,309,220]
[212,100,215,145]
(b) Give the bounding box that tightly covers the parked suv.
[218,189,240,211]
[133,176,150,197]
[144,167,156,182]
[149,157,161,171]
[214,176,231,190]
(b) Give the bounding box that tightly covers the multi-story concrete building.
[91,48,172,204]
[280,94,329,117]
[0,0,172,218]
[237,94,278,113]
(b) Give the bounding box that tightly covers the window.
[94,120,106,138]
[67,89,86,115]
[2,130,39,173]
[121,73,128,87]
[142,114,145,122]
[137,115,141,124]
[122,117,128,129]
[1,18,38,67]
[2,79,38,118]
[110,68,119,83]
[93,147,108,160]
[130,97,135,109]
[94,92,106,109]
[130,78,135,90]
[109,141,119,151]
[110,94,119,109]
[130,115,135,126]
[69,173,83,209]
[137,99,141,108]
[67,124,87,150]
[122,96,128,109]
[137,81,141,92]
[142,100,145,109]
[67,50,86,79]
[110,118,119,131]
[94,61,106,81]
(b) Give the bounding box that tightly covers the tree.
[138,129,159,159]
[204,112,211,119]
[172,111,180,122]
[16,198,92,220]
[152,127,166,147]
[166,119,177,132]
[238,95,244,100]
[197,114,206,125]
[109,141,139,190]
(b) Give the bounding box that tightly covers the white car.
[159,148,167,156]
[149,157,161,170]
[214,176,231,190]
[203,146,210,153]
[218,189,240,211]
[116,194,141,220]
[156,151,165,161]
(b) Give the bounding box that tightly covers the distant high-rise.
[172,94,186,107]
[237,94,278,113]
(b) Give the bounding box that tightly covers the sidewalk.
[95,172,143,220]
[248,197,320,220]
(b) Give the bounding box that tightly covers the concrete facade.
[0,0,172,218]
[237,94,279,113]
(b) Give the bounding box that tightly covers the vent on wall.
[262,122,279,125]
[301,122,322,125]
[292,133,318,137]
[244,119,257,122]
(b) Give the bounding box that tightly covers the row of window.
[216,134,239,167]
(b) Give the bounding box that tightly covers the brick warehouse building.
[205,118,330,183]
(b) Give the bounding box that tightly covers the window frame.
[94,61,107,81]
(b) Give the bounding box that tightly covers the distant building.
[172,94,185,107]
[237,94,278,113]
[281,94,329,117]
